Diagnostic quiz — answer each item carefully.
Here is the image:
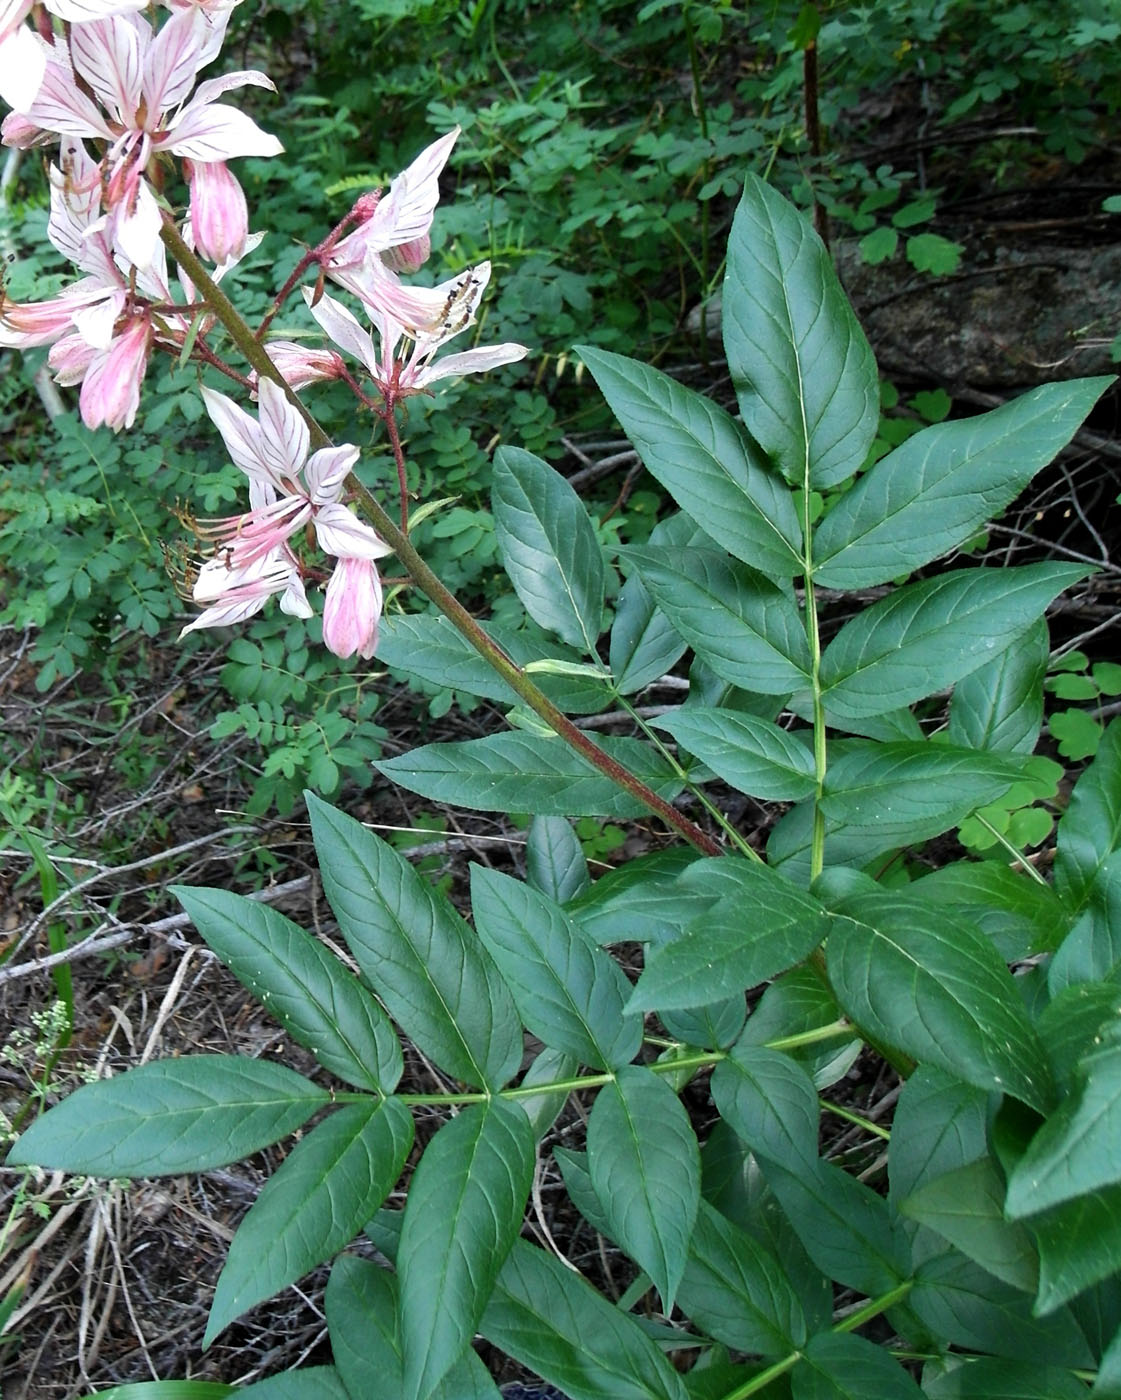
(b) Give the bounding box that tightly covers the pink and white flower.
[294,275,528,399]
[7,7,281,267]
[181,379,392,651]
[325,127,460,318]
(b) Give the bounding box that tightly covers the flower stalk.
[159,218,723,856]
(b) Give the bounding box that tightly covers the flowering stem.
[160,218,722,856]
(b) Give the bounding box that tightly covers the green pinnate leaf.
[653,708,816,801]
[792,1330,924,1399]
[492,445,605,653]
[629,859,830,1012]
[820,564,1090,722]
[724,174,879,490]
[828,894,1052,1110]
[205,1097,414,1344]
[470,866,641,1070]
[677,1199,807,1356]
[948,618,1049,755]
[814,380,1110,589]
[8,1057,328,1177]
[1006,1039,1121,1218]
[624,547,811,695]
[901,1157,1038,1293]
[575,345,803,579]
[398,1098,535,1400]
[306,795,522,1092]
[586,1064,701,1311]
[172,886,402,1095]
[482,1239,690,1400]
[525,815,590,904]
[375,732,684,819]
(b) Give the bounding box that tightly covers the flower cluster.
[0,0,527,662]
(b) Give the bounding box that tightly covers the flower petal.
[142,6,205,114]
[256,376,310,480]
[0,24,46,113]
[200,383,289,490]
[111,178,163,269]
[192,68,275,105]
[69,15,145,124]
[303,287,378,374]
[23,54,114,139]
[166,99,282,160]
[312,502,392,561]
[322,556,383,660]
[304,442,359,503]
[414,341,529,387]
[364,125,459,251]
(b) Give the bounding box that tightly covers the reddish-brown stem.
[384,402,411,533]
[159,216,722,856]
[255,202,375,340]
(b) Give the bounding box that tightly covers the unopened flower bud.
[187,159,249,264]
[322,556,383,660]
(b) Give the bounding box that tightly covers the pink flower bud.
[322,556,382,661]
[256,341,346,393]
[379,234,431,274]
[78,317,150,431]
[187,159,249,264]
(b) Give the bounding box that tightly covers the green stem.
[802,553,827,881]
[159,219,721,857]
[973,814,1049,886]
[820,1098,891,1141]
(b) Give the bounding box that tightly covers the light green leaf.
[629,860,830,1011]
[377,614,608,713]
[205,1098,413,1344]
[375,732,684,819]
[307,795,522,1092]
[624,547,811,694]
[659,996,747,1052]
[724,174,879,489]
[586,1065,701,1310]
[470,867,641,1070]
[677,1198,806,1356]
[525,815,589,903]
[813,379,1111,588]
[172,887,402,1095]
[576,345,803,578]
[8,1057,327,1177]
[492,445,605,652]
[820,564,1091,721]
[947,617,1049,755]
[738,968,861,1090]
[828,895,1052,1110]
[517,1045,580,1140]
[912,861,1071,962]
[901,1157,1038,1293]
[793,1330,924,1399]
[568,847,707,947]
[653,709,816,801]
[1006,1039,1121,1217]
[906,231,963,275]
[398,1098,535,1400]
[482,1239,690,1400]
[910,1253,1091,1366]
[1055,718,1121,910]
[1049,854,1121,993]
[888,1066,990,1208]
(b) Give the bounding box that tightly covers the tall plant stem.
[160,219,721,856]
